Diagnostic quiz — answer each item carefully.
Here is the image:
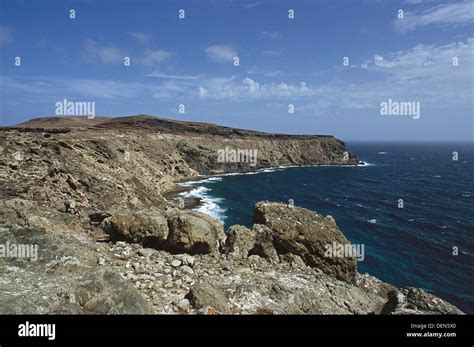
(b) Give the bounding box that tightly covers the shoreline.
[164,161,372,222]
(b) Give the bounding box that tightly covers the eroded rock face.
[381,287,464,315]
[185,278,230,313]
[183,268,390,314]
[0,224,152,314]
[224,224,278,262]
[224,225,254,258]
[101,209,169,247]
[253,201,357,282]
[166,209,225,255]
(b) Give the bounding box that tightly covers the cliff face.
[0,115,462,315]
[0,115,358,215]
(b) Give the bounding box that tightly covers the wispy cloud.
[199,37,473,110]
[127,32,150,44]
[262,49,281,56]
[0,75,190,101]
[204,44,237,63]
[198,77,312,100]
[138,48,171,66]
[83,39,124,64]
[243,2,261,9]
[2,38,471,115]
[146,71,200,80]
[0,25,13,46]
[395,1,474,33]
[259,30,281,40]
[247,66,284,77]
[83,39,171,66]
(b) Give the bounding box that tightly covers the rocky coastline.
[0,115,464,315]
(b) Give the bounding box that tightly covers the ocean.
[179,142,474,313]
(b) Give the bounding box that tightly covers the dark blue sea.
[180,142,474,313]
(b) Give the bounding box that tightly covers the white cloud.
[404,0,423,4]
[262,49,281,56]
[83,39,124,63]
[139,48,171,66]
[83,39,170,65]
[146,71,200,80]
[204,44,237,63]
[128,32,150,44]
[198,77,313,100]
[247,66,284,77]
[198,86,208,98]
[0,25,13,46]
[198,38,473,110]
[364,38,473,81]
[3,38,471,117]
[243,2,261,9]
[331,37,474,109]
[259,30,281,40]
[0,75,193,102]
[395,1,474,33]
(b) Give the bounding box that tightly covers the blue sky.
[0,0,472,141]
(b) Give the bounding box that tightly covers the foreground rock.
[0,224,151,314]
[166,209,225,255]
[252,202,357,282]
[101,209,169,247]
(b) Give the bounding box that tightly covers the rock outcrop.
[101,209,169,247]
[165,209,225,255]
[0,224,152,314]
[252,201,357,282]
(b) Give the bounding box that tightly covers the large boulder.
[224,224,278,262]
[253,201,357,282]
[101,209,168,247]
[185,278,230,313]
[166,209,225,255]
[224,225,254,258]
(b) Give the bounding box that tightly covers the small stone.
[181,265,194,275]
[138,248,155,258]
[220,260,231,271]
[171,259,182,267]
[177,298,190,311]
[153,282,163,291]
[98,257,106,265]
[182,255,195,267]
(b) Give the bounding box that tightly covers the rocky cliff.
[0,115,463,314]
